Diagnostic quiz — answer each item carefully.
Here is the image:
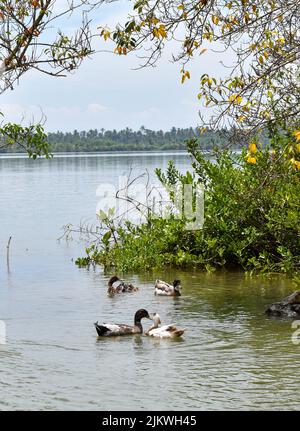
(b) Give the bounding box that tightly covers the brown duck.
[94,309,151,337]
[107,276,139,295]
[154,279,181,296]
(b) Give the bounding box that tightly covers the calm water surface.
[0,152,299,411]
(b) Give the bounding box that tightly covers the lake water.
[0,152,299,411]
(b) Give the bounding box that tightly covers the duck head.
[108,275,120,286]
[151,312,161,327]
[134,309,151,323]
[173,279,182,295]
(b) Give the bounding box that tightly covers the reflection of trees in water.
[173,271,295,316]
[107,270,296,357]
[142,270,295,332]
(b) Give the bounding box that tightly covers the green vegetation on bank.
[76,124,300,275]
[0,127,232,153]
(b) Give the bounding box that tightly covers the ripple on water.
[1,155,299,410]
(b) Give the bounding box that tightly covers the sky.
[0,0,233,133]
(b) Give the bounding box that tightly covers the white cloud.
[87,103,107,113]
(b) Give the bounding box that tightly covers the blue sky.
[1,1,232,132]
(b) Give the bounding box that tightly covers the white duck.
[145,313,185,338]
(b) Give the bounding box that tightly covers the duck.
[94,309,151,337]
[107,275,139,295]
[154,279,181,296]
[145,313,185,338]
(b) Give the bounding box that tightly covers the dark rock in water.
[266,291,300,318]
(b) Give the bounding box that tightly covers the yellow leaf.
[200,48,207,55]
[100,28,111,41]
[114,46,123,55]
[293,130,300,141]
[153,28,159,38]
[229,94,242,105]
[104,31,110,41]
[246,156,257,164]
[158,24,167,38]
[177,4,184,10]
[212,15,219,25]
[181,70,190,84]
[291,158,300,170]
[259,55,264,64]
[249,142,258,153]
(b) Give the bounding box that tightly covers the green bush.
[77,123,300,274]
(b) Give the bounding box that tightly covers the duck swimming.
[107,276,139,295]
[145,313,185,338]
[154,279,181,296]
[94,309,151,337]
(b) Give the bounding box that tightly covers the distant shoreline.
[0,149,191,159]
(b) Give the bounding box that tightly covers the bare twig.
[6,236,12,271]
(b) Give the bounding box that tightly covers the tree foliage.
[103,0,300,132]
[0,0,110,91]
[76,123,300,274]
[0,0,110,156]
[0,121,49,157]
[33,126,233,152]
